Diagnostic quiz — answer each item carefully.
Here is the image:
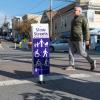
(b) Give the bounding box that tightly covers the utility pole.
[4,16,7,24]
[50,0,52,39]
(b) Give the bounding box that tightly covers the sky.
[0,0,75,26]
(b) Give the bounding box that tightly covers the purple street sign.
[31,24,50,76]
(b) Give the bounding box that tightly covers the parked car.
[95,40,100,51]
[6,36,14,41]
[50,39,69,52]
[95,43,100,51]
[90,28,100,35]
[89,28,100,50]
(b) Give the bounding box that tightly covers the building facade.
[40,10,57,38]
[41,0,100,39]
[52,3,75,38]
[77,0,100,28]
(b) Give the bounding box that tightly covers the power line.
[29,0,45,8]
[52,3,68,10]
[54,0,75,2]
[29,0,49,14]
[30,0,75,14]
[3,0,75,18]
[52,0,75,3]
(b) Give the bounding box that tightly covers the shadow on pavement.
[0,70,33,79]
[11,59,32,64]
[20,92,78,100]
[19,77,100,100]
[2,58,32,64]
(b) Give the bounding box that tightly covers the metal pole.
[15,42,16,49]
[50,0,52,39]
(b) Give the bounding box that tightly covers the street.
[0,40,100,100]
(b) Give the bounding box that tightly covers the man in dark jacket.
[67,6,96,71]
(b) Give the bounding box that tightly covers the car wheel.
[50,46,54,52]
[95,47,97,51]
[95,46,100,51]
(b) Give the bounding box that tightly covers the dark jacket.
[70,15,90,41]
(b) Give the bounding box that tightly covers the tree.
[19,19,38,38]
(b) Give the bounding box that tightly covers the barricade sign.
[31,24,50,77]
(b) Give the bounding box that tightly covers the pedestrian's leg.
[77,41,96,70]
[62,41,76,70]
[69,48,74,66]
[69,41,76,66]
[78,42,93,62]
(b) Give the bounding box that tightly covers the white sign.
[31,23,50,76]
[31,24,49,38]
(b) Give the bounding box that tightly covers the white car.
[95,40,100,51]
[89,28,100,49]
[95,43,100,51]
[90,28,100,35]
[50,39,69,52]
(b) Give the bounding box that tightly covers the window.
[55,22,57,30]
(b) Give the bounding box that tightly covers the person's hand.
[86,41,89,49]
[86,41,89,45]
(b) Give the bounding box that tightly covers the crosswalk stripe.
[0,45,4,49]
[68,74,90,78]
[0,74,90,87]
[0,79,32,87]
[0,75,65,87]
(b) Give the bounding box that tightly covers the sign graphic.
[31,24,50,76]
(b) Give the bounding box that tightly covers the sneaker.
[90,60,96,71]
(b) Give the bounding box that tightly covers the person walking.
[66,6,96,71]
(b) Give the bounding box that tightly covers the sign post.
[31,24,50,84]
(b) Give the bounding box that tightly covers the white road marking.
[0,75,65,87]
[0,60,11,62]
[63,57,100,59]
[0,79,32,86]
[0,45,4,49]
[93,73,100,75]
[0,74,91,87]
[68,74,91,78]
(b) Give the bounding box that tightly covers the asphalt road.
[0,40,100,100]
